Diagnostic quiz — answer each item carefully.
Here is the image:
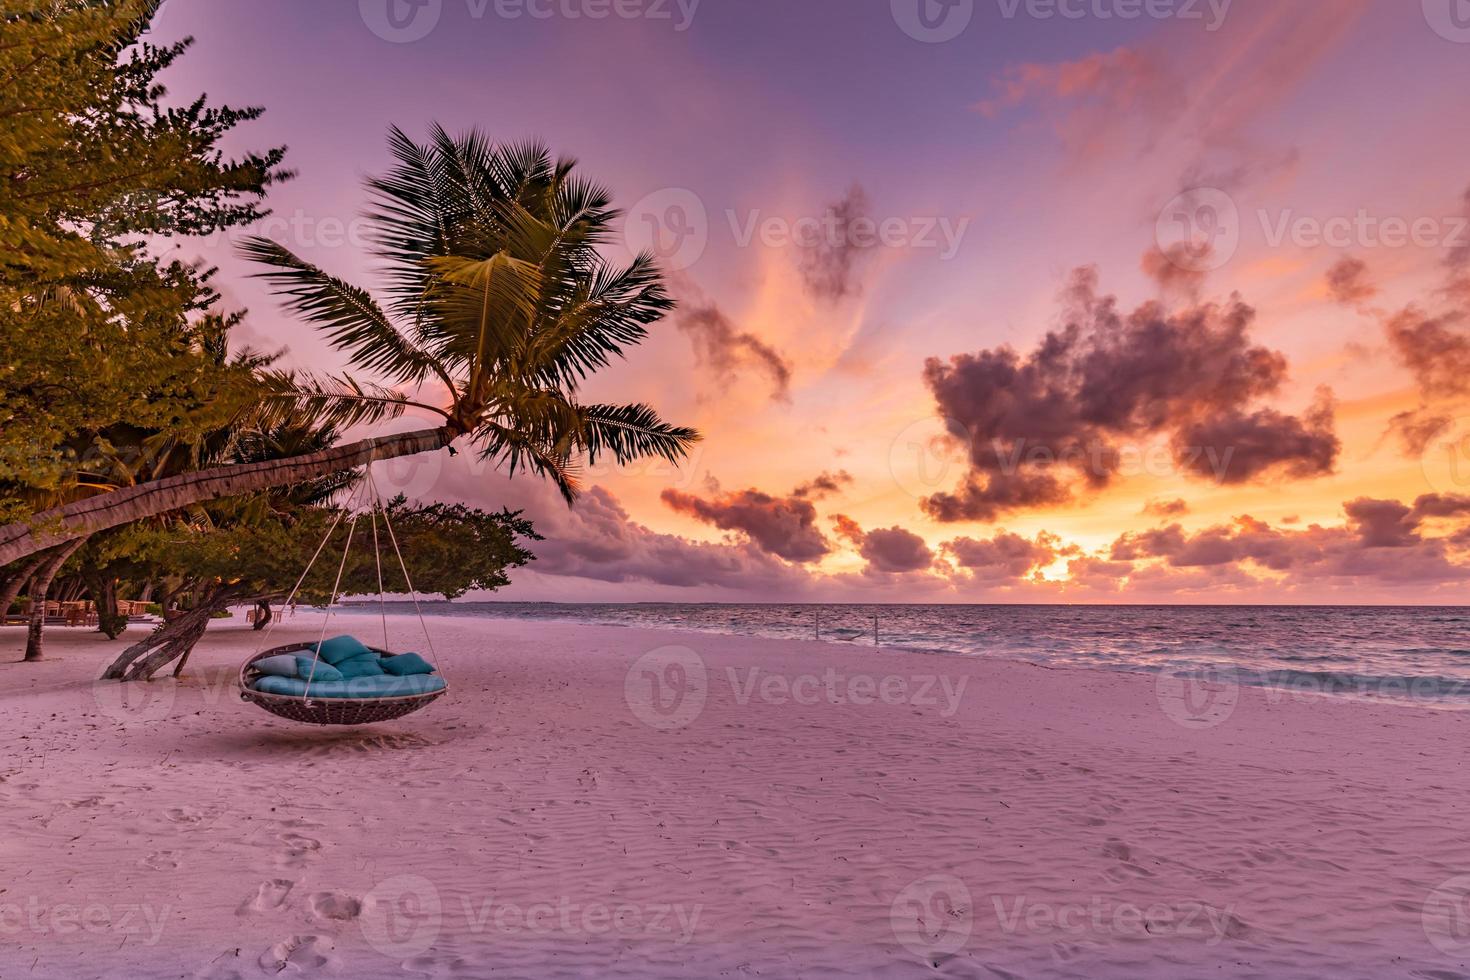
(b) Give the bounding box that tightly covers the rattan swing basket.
[238,642,448,726]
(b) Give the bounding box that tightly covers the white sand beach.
[3,613,1469,979]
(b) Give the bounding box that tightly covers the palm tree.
[0,126,698,564]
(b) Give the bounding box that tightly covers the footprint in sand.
[402,952,476,976]
[140,850,180,871]
[307,890,362,923]
[277,833,323,870]
[191,952,247,980]
[258,934,334,974]
[240,879,296,915]
[161,804,224,831]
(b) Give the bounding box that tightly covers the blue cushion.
[381,652,436,676]
[311,635,372,666]
[335,653,386,679]
[253,654,299,677]
[294,656,343,682]
[251,674,446,700]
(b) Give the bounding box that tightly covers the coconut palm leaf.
[237,236,452,390]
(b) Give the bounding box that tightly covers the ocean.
[357,602,1470,707]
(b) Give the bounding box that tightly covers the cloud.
[796,184,877,303]
[977,46,1183,156]
[1141,244,1209,298]
[1385,306,1470,401]
[1172,391,1339,485]
[1348,189,1470,455]
[1388,408,1453,456]
[975,5,1369,172]
[942,531,1056,582]
[831,513,864,545]
[829,514,935,575]
[1108,495,1470,588]
[1325,257,1378,306]
[677,302,793,401]
[859,526,935,574]
[661,480,833,563]
[918,266,1338,521]
[1142,498,1189,518]
[792,470,853,500]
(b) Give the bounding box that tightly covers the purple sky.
[154,1,1470,603]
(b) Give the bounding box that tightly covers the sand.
[2,611,1469,979]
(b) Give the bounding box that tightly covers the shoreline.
[333,605,1470,714]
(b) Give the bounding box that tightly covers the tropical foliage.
[1,0,287,518]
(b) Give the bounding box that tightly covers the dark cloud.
[1109,497,1470,587]
[1344,498,1420,548]
[919,266,1338,521]
[661,484,830,563]
[417,462,811,594]
[828,515,934,575]
[797,184,876,303]
[792,470,853,500]
[1361,187,1470,456]
[1172,392,1339,485]
[1388,408,1453,456]
[677,303,793,401]
[943,531,1055,581]
[1142,498,1189,518]
[1385,307,1470,401]
[859,526,935,574]
[1325,257,1378,306]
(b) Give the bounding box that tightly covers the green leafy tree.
[1,0,287,519]
[99,496,540,680]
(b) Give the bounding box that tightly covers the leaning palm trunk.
[22,540,85,661]
[101,586,244,680]
[0,554,46,624]
[0,428,452,567]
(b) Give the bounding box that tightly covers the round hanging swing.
[238,465,448,726]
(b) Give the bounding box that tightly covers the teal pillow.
[252,674,446,699]
[253,654,299,677]
[335,653,386,679]
[312,635,371,666]
[380,652,436,676]
[295,656,343,682]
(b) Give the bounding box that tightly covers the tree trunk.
[0,555,46,624]
[252,598,272,631]
[100,589,239,681]
[0,427,454,566]
[89,572,127,639]
[22,541,84,662]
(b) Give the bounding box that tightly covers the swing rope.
[245,481,360,663]
[367,467,445,681]
[301,501,363,703]
[369,491,390,651]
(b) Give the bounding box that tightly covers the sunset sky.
[158,0,1470,602]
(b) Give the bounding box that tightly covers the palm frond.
[422,253,544,381]
[579,403,701,465]
[249,370,432,431]
[238,236,452,390]
[477,422,583,504]
[524,253,675,387]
